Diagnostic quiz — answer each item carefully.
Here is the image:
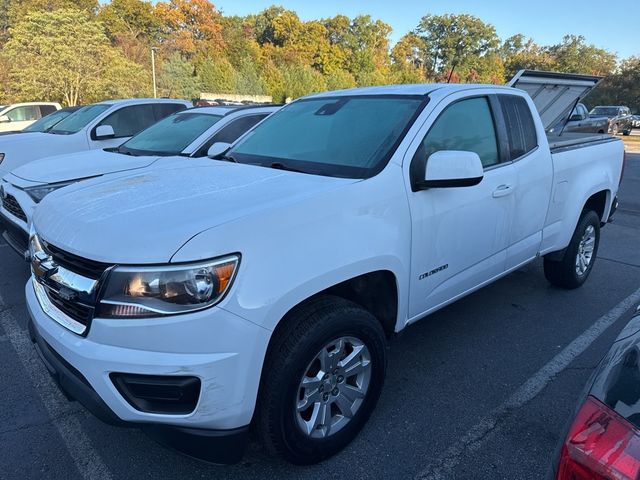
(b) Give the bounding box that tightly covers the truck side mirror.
[94,125,115,139]
[416,150,484,190]
[569,114,584,121]
[207,142,231,158]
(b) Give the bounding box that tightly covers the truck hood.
[8,149,161,186]
[34,161,356,264]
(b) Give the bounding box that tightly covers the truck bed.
[547,132,617,153]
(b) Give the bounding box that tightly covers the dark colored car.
[550,307,640,479]
[549,103,609,134]
[589,105,634,136]
[0,106,82,136]
[631,115,640,129]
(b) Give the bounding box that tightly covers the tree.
[98,0,161,42]
[415,14,500,80]
[8,0,98,26]
[157,52,201,99]
[281,63,327,99]
[3,8,140,105]
[585,56,640,112]
[155,0,225,58]
[500,34,555,78]
[548,35,616,76]
[198,57,237,94]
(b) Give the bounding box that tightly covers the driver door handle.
[492,184,514,198]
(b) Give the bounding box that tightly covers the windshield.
[23,109,74,132]
[50,104,111,134]
[229,95,426,178]
[118,112,223,156]
[590,107,619,117]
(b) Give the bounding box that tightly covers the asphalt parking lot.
[1,153,639,480]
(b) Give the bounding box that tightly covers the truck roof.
[94,98,191,107]
[307,83,513,99]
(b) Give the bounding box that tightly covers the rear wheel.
[623,128,632,136]
[544,210,600,289]
[256,296,387,464]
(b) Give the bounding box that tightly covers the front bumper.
[26,278,272,462]
[0,179,33,259]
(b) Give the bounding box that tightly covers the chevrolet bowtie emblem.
[33,251,58,279]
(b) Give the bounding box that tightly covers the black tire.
[256,295,387,464]
[623,129,631,136]
[543,210,600,289]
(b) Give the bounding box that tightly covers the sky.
[213,0,639,60]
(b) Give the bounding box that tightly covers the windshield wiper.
[220,154,238,163]
[269,162,305,173]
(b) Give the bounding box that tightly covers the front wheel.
[256,296,387,464]
[610,123,619,135]
[543,210,600,289]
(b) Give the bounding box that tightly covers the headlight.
[98,255,240,318]
[24,181,74,203]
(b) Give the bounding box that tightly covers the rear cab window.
[498,95,538,161]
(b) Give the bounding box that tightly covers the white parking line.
[0,293,113,480]
[416,286,640,480]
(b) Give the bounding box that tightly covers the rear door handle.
[492,184,514,198]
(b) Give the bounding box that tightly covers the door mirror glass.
[94,124,115,139]
[420,150,484,189]
[207,141,231,158]
[0,115,9,123]
[569,114,583,121]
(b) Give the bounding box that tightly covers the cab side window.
[39,105,57,117]
[498,95,537,160]
[94,104,156,139]
[154,103,187,119]
[195,114,268,157]
[411,97,499,186]
[7,105,40,122]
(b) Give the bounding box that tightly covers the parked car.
[589,105,634,135]
[548,103,609,134]
[0,106,83,137]
[0,98,191,178]
[549,306,640,479]
[0,105,279,257]
[25,71,624,465]
[631,115,640,129]
[0,102,62,132]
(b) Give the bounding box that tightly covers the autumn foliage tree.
[0,0,633,110]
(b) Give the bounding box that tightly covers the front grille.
[44,285,94,326]
[2,193,27,222]
[43,240,110,280]
[34,242,113,335]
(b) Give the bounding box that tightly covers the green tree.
[415,14,500,80]
[281,63,326,99]
[585,56,640,112]
[198,57,237,94]
[548,35,616,76]
[157,52,201,99]
[3,8,139,105]
[500,34,556,79]
[98,0,161,42]
[234,58,266,95]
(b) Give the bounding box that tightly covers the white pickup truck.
[0,105,278,257]
[25,71,625,465]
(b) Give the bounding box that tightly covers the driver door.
[405,93,516,319]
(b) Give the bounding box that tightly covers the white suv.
[0,102,62,132]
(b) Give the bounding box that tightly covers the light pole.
[151,47,158,98]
